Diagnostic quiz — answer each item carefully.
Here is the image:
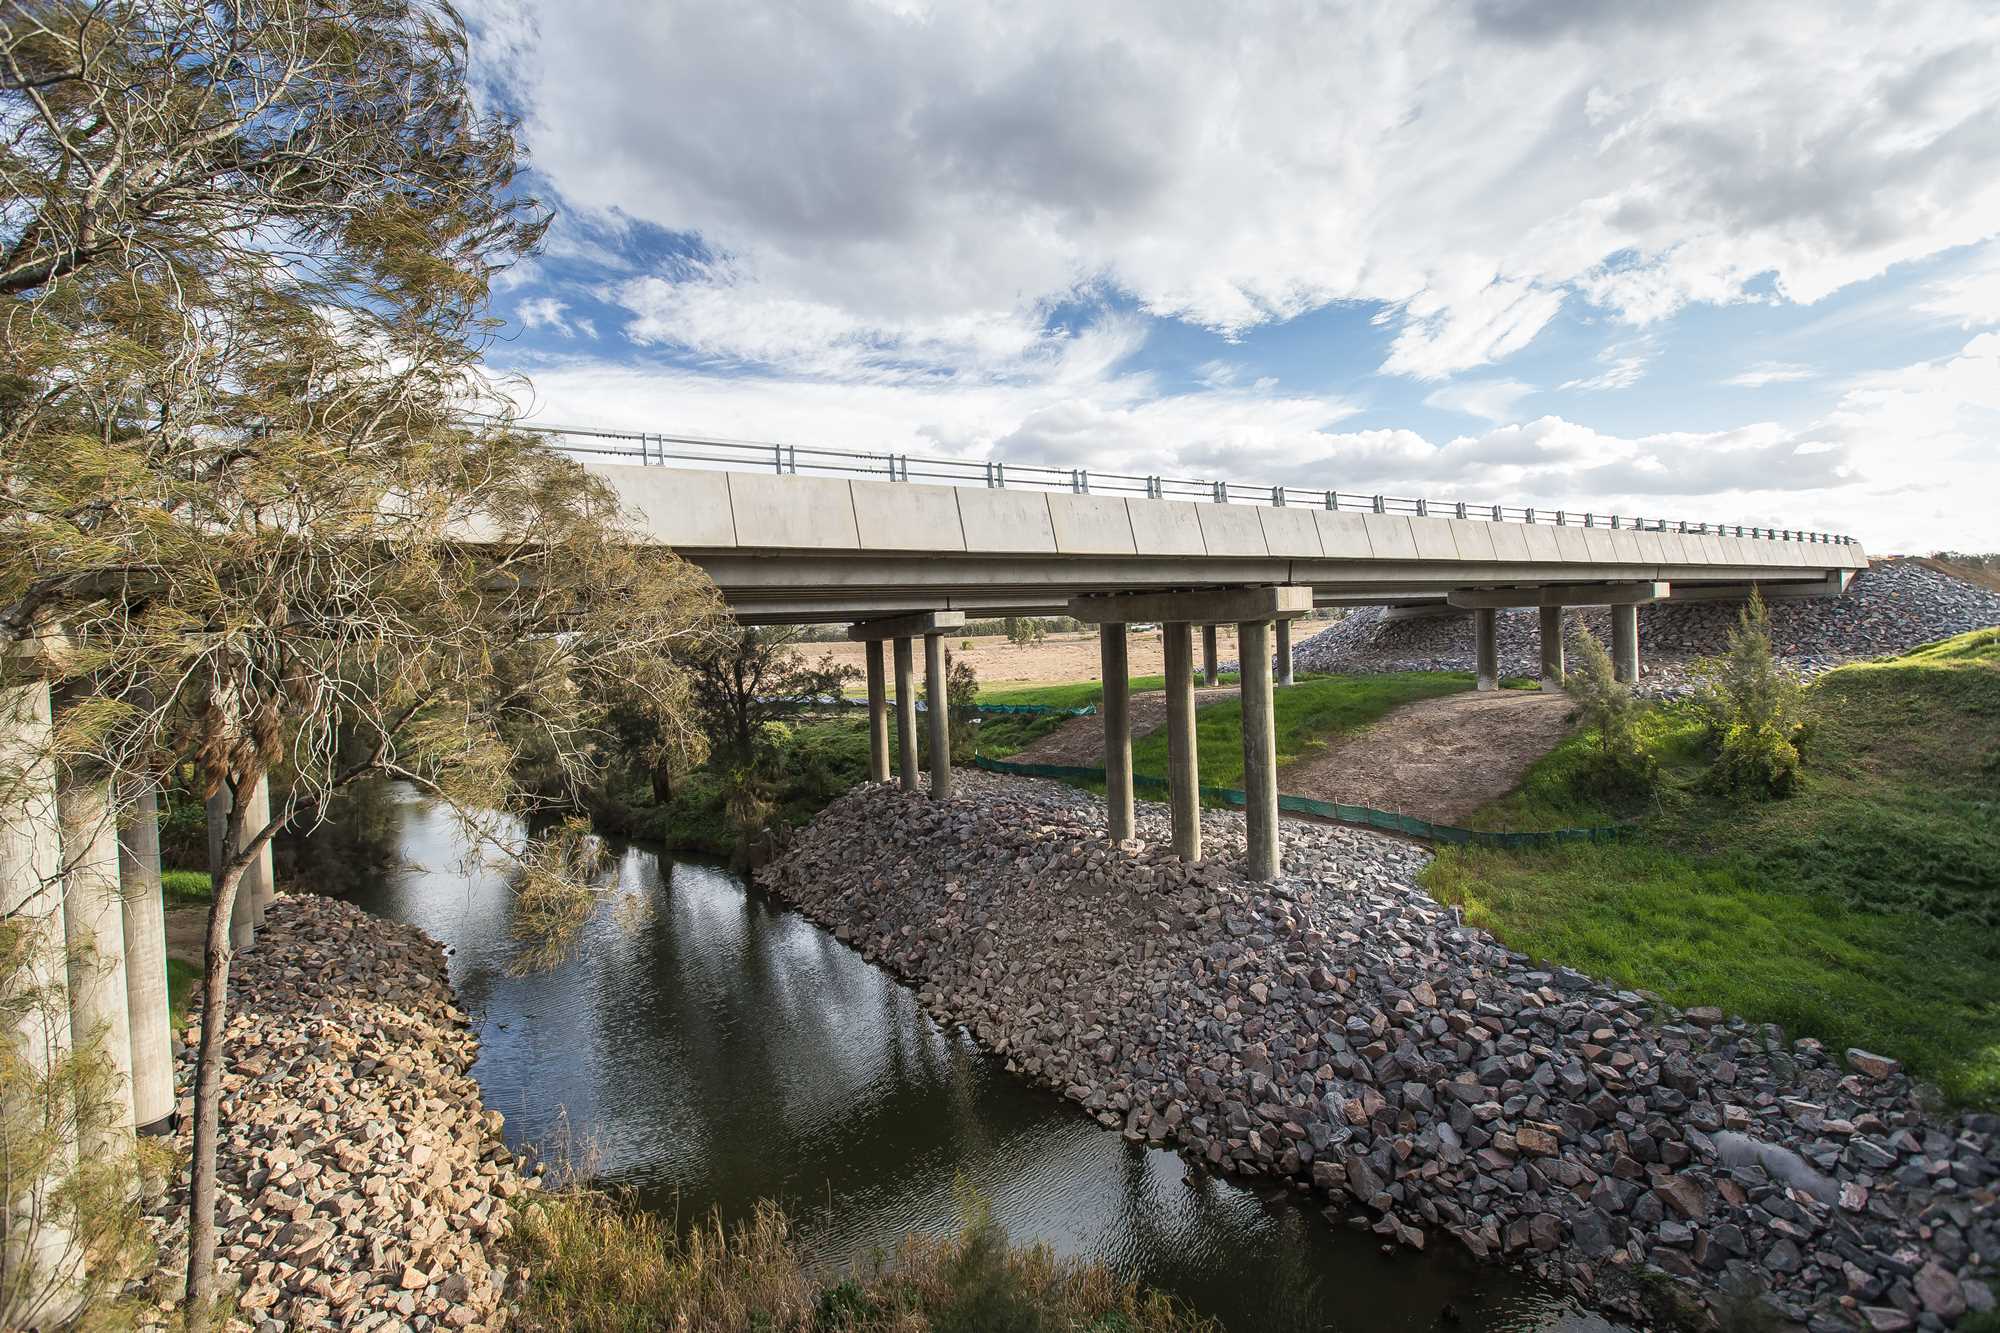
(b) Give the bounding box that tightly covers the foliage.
[1688,591,1813,798]
[0,0,725,1307]
[918,651,980,763]
[683,628,858,763]
[1561,627,1656,801]
[1005,617,1048,649]
[1426,630,2000,1104]
[507,1184,1217,1333]
[508,817,610,975]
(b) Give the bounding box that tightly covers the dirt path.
[1277,689,1575,826]
[166,905,207,965]
[1007,685,1237,766]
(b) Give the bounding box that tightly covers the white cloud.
[516,296,596,339]
[469,0,2000,379]
[1422,378,1537,422]
[1560,337,1657,392]
[1914,243,2000,330]
[1726,362,1817,388]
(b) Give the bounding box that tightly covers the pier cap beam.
[847,610,967,641]
[1446,581,1669,610]
[1068,585,1313,626]
[1663,572,1852,602]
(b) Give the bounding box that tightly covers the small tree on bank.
[682,628,859,763]
[1690,590,1813,798]
[1,0,724,1311]
[1562,627,1656,802]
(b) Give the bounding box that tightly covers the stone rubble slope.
[1291,558,2000,689]
[760,773,1998,1332]
[139,894,531,1332]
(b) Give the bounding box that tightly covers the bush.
[1563,627,1656,801]
[1690,591,1812,798]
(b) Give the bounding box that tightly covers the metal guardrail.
[507,421,1857,546]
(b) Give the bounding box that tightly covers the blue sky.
[465,0,2000,552]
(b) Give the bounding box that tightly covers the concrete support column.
[1538,605,1566,692]
[863,640,891,783]
[1202,625,1219,687]
[242,773,273,925]
[2,669,84,1325]
[1238,619,1280,882]
[1611,603,1640,684]
[58,771,136,1153]
[116,776,173,1133]
[924,633,951,801]
[1474,607,1499,691]
[1162,623,1202,863]
[1099,624,1134,844]
[1275,619,1294,686]
[893,637,919,791]
[207,777,270,951]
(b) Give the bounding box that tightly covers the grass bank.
[509,1186,1214,1333]
[1424,630,2000,1104]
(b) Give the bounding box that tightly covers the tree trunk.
[650,757,674,805]
[183,813,248,1308]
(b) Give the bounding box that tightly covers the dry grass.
[1917,555,2000,595]
[508,1184,1218,1333]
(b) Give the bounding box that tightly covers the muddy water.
[330,786,1618,1333]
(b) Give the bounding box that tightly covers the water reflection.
[325,786,1617,1333]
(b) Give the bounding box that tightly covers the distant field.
[821,627,1245,692]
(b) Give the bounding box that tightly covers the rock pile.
[138,895,531,1331]
[761,774,1998,1331]
[1291,558,2000,689]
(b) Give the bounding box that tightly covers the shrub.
[1690,590,1812,798]
[1563,627,1656,801]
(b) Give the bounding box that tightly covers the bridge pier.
[1473,608,1499,691]
[1538,605,1565,691]
[894,638,919,789]
[117,774,174,1134]
[207,774,272,951]
[1275,619,1294,687]
[59,766,136,1157]
[1162,623,1201,862]
[924,632,951,800]
[1072,586,1309,883]
[1202,625,1218,687]
[850,612,964,795]
[1099,624,1134,842]
[1611,603,1641,683]
[863,640,890,783]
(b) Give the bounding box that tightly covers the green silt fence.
[970,755,1625,849]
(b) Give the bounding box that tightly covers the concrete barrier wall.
[592,464,1866,571]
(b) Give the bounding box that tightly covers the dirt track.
[1277,689,1575,825]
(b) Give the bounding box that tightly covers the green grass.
[977,674,1239,708]
[1130,671,1477,791]
[161,868,212,908]
[1425,629,2000,1104]
[168,957,201,1023]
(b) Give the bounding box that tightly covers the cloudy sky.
[465,0,2000,553]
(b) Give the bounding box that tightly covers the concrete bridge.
[542,425,1866,883]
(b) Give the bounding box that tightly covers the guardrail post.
[1416,498,1429,517]
[1147,475,1162,499]
[1490,504,1502,522]
[1213,481,1228,504]
[1610,514,1621,529]
[1584,512,1595,528]
[1455,501,1468,519]
[1555,510,1566,525]
[1325,491,1338,511]
[1526,507,1536,524]
[1272,485,1286,507]
[1372,494,1386,514]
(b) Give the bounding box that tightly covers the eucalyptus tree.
[1,0,723,1310]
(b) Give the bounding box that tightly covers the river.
[327,785,1617,1333]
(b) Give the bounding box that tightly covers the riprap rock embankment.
[140,894,530,1331]
[760,774,1997,1331]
